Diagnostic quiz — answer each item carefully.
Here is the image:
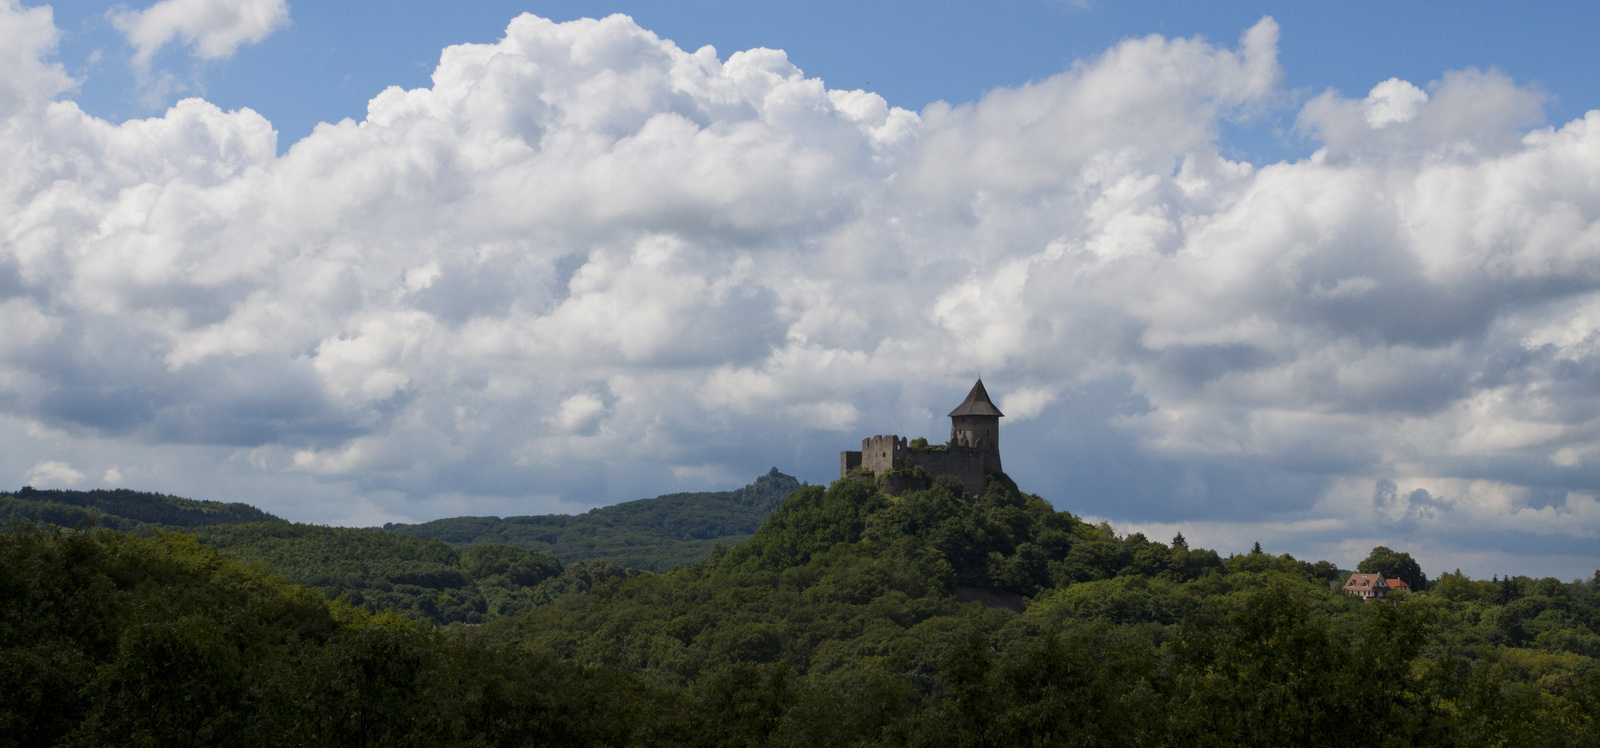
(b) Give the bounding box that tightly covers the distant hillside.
[188,522,634,624]
[385,468,804,571]
[1,486,284,530]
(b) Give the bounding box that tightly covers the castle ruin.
[840,379,1004,496]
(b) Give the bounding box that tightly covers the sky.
[3,0,1600,579]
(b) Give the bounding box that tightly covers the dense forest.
[3,473,1598,745]
[3,472,801,624]
[384,468,802,570]
[1,486,283,530]
[190,522,638,624]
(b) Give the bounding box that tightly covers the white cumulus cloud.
[1,5,1598,575]
[111,0,289,66]
[0,0,73,117]
[27,460,84,487]
[1362,78,1428,128]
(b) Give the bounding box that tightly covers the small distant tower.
[948,379,1004,451]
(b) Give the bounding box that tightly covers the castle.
[840,379,1004,496]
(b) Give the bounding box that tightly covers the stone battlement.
[840,380,1004,497]
[860,434,908,475]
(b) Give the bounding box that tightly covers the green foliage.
[1028,575,1199,625]
[459,543,562,586]
[473,476,1599,745]
[0,524,665,746]
[1225,549,1336,580]
[1434,568,1500,602]
[386,468,803,571]
[5,469,1599,746]
[187,522,611,624]
[1162,582,1429,747]
[1359,544,1430,590]
[1,486,283,530]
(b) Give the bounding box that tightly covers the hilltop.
[0,486,283,530]
[2,472,805,624]
[383,468,803,571]
[182,464,795,624]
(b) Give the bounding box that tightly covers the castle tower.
[948,379,1004,451]
[839,379,1006,497]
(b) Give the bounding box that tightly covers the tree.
[1250,541,1263,555]
[1356,546,1427,591]
[1308,560,1341,583]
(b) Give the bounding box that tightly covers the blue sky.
[52,2,1600,159]
[4,0,1600,579]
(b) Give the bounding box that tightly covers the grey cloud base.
[1,5,1597,577]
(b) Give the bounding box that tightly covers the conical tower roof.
[948,379,1004,418]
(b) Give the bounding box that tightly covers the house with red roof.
[1341,573,1391,600]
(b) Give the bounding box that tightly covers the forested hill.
[0,486,283,530]
[0,472,804,624]
[384,468,803,571]
[187,522,637,624]
[6,470,1597,745]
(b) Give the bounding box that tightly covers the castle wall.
[860,435,907,476]
[843,381,1005,495]
[842,435,1001,496]
[903,447,999,497]
[840,451,862,476]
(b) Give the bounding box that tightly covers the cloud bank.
[2,4,1596,576]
